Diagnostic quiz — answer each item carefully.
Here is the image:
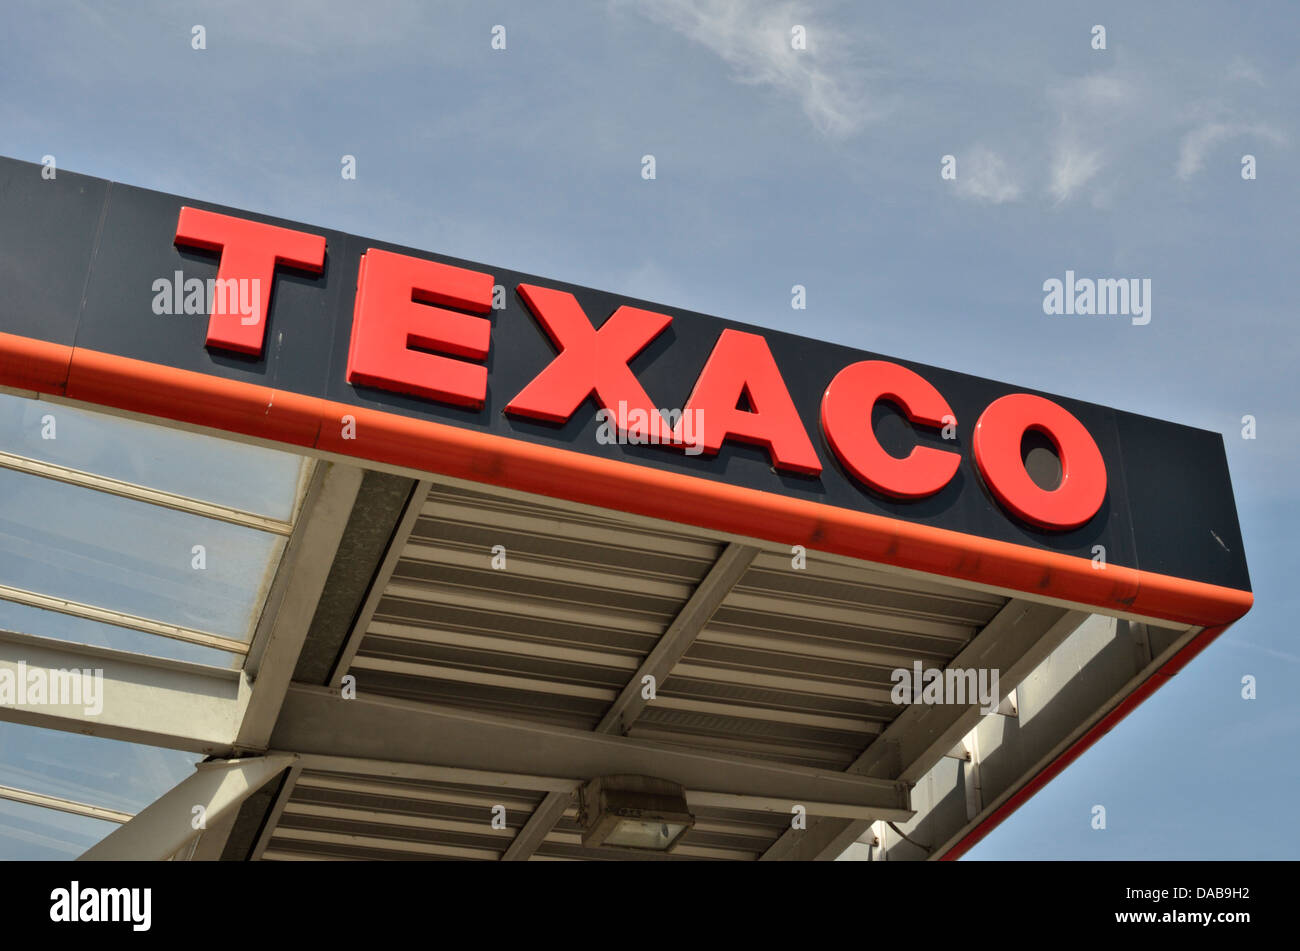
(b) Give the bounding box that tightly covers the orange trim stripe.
[0,332,73,395]
[0,330,1250,629]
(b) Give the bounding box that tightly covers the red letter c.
[821,360,960,499]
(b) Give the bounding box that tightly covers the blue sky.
[1,0,1296,858]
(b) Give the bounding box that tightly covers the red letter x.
[174,207,326,356]
[505,284,670,424]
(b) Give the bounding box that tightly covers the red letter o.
[973,394,1106,530]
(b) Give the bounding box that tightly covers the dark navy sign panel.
[0,156,1249,592]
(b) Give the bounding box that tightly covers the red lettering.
[346,248,494,408]
[174,207,325,356]
[973,394,1107,530]
[821,360,960,498]
[506,285,669,426]
[678,329,821,475]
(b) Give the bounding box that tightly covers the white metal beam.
[237,461,364,750]
[270,685,913,821]
[188,461,360,860]
[78,754,296,861]
[877,616,1190,860]
[0,583,251,655]
[291,753,581,794]
[186,808,241,861]
[0,783,131,825]
[0,629,250,754]
[248,763,303,861]
[0,448,294,534]
[760,601,1088,860]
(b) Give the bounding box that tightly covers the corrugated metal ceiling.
[265,478,1010,859]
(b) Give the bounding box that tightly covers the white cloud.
[1072,73,1130,108]
[624,0,887,137]
[1226,58,1266,87]
[1223,640,1300,666]
[1047,145,1104,205]
[1176,121,1285,180]
[1044,72,1135,206]
[954,147,1021,204]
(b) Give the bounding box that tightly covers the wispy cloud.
[1046,72,1133,206]
[1221,640,1300,666]
[991,61,1290,207]
[1226,58,1266,87]
[1176,120,1285,180]
[624,0,888,137]
[1047,145,1104,206]
[954,146,1021,204]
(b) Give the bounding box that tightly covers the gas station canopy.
[0,155,1251,860]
